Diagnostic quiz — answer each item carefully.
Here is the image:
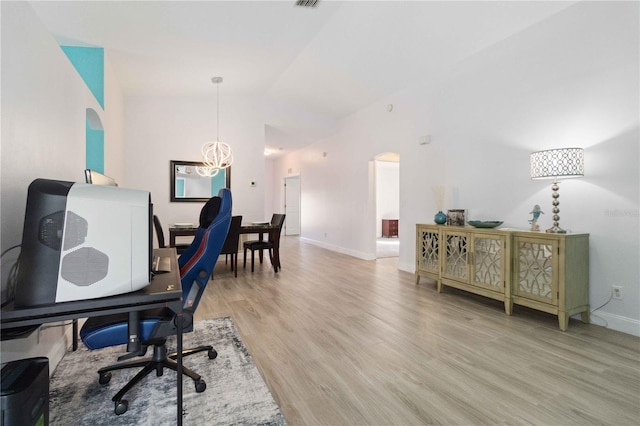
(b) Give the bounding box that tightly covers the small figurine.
[529,204,544,231]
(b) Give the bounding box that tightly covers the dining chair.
[153,215,189,254]
[243,214,286,272]
[219,215,242,277]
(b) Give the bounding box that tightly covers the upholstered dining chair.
[80,189,232,415]
[153,215,189,254]
[243,213,285,273]
[219,215,242,277]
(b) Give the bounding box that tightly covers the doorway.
[374,153,399,258]
[283,175,301,236]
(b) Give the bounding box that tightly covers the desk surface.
[1,248,181,329]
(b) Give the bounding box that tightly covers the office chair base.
[97,344,217,415]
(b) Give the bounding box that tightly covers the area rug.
[49,317,287,426]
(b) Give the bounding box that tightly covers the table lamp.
[530,147,584,233]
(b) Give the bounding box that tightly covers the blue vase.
[434,211,447,224]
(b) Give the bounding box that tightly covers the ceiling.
[29,0,576,157]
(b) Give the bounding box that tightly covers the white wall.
[123,96,266,240]
[1,2,125,365]
[264,158,277,220]
[273,1,640,335]
[103,51,126,184]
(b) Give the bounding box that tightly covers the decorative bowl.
[468,220,503,229]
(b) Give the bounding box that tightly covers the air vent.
[295,0,320,8]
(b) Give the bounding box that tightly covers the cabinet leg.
[504,300,513,316]
[580,310,591,324]
[558,312,569,331]
[415,273,420,285]
[436,280,442,293]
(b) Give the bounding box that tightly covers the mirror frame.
[170,160,231,202]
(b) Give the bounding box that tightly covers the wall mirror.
[170,160,231,202]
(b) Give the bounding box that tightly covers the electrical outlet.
[612,285,623,300]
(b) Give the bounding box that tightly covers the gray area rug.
[49,317,286,426]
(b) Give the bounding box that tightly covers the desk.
[169,223,282,272]
[1,248,185,425]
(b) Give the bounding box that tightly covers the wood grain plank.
[198,236,640,425]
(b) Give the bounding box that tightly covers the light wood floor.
[197,236,640,425]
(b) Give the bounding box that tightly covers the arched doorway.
[374,152,399,258]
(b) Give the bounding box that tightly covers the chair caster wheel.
[195,379,206,393]
[114,399,128,415]
[208,349,217,359]
[99,372,112,385]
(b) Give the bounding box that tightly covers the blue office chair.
[80,188,232,415]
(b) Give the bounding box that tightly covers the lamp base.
[546,225,567,234]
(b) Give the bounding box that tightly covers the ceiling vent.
[295,0,320,8]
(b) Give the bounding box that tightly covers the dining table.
[169,222,282,273]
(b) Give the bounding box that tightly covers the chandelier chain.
[216,79,220,141]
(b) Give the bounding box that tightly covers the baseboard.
[299,237,376,260]
[0,322,74,375]
[47,324,75,372]
[398,261,414,274]
[589,311,640,337]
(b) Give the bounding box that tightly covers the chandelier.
[196,77,233,177]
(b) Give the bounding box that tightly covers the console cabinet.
[415,224,589,330]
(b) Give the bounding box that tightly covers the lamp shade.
[530,148,584,180]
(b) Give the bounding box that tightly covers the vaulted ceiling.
[29,0,577,157]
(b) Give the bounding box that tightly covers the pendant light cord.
[216,80,220,142]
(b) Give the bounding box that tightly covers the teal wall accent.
[211,170,227,196]
[86,118,104,173]
[176,179,185,197]
[61,46,104,109]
